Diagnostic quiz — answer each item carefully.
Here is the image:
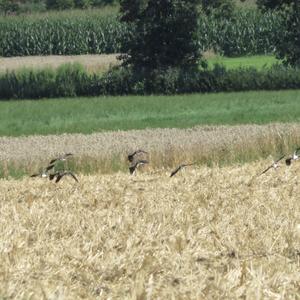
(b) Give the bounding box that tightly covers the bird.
[49,171,78,183]
[285,147,300,166]
[128,150,148,163]
[49,153,73,165]
[30,164,55,178]
[259,155,285,176]
[129,160,149,175]
[170,163,195,177]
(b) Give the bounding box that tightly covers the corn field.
[0,10,283,57]
[0,14,127,57]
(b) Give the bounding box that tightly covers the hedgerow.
[0,63,299,99]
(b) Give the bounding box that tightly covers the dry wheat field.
[2,123,300,177]
[0,54,119,74]
[0,161,300,299]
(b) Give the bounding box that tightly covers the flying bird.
[49,153,73,165]
[259,155,285,176]
[170,163,195,177]
[128,150,148,162]
[30,164,55,178]
[285,147,300,166]
[129,160,149,175]
[49,171,78,183]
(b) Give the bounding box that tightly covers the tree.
[200,0,235,19]
[276,1,300,66]
[0,0,20,15]
[119,0,203,72]
[257,0,294,10]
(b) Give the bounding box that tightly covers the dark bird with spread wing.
[30,164,55,178]
[170,163,195,177]
[49,171,78,183]
[259,155,285,176]
[128,150,148,163]
[49,153,73,165]
[129,160,149,175]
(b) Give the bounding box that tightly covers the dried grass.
[1,123,300,177]
[0,54,119,74]
[0,160,299,299]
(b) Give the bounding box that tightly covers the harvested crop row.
[0,161,299,298]
[1,123,300,178]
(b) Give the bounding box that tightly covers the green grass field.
[207,55,279,70]
[1,90,300,136]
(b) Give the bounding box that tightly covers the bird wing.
[49,158,58,164]
[129,165,136,174]
[170,166,182,177]
[64,153,73,159]
[259,165,272,176]
[67,172,79,182]
[45,164,55,172]
[49,173,57,181]
[55,174,63,183]
[275,155,285,163]
[128,150,148,162]
[137,149,148,155]
[138,160,149,165]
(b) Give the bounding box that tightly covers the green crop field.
[1,90,300,137]
[207,55,279,70]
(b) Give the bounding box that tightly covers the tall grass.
[1,123,300,179]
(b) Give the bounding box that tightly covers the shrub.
[201,0,236,19]
[46,0,75,10]
[257,0,294,10]
[276,2,300,67]
[1,63,300,100]
[74,0,91,8]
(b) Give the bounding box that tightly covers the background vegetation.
[0,8,283,57]
[0,90,299,136]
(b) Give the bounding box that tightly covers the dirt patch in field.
[0,161,299,298]
[0,54,120,73]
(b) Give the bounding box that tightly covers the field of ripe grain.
[0,161,299,299]
[0,54,277,74]
[1,123,300,179]
[0,54,119,73]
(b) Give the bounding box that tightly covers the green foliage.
[120,0,202,71]
[201,0,236,19]
[257,0,293,10]
[46,0,75,10]
[276,2,300,67]
[1,63,300,100]
[0,0,20,15]
[0,13,127,56]
[0,9,284,57]
[74,0,91,8]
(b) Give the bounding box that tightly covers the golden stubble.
[0,160,299,299]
